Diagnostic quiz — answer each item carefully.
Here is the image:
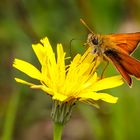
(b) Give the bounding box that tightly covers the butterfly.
[81,19,140,86]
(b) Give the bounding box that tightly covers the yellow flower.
[13,37,123,105]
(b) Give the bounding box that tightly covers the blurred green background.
[1,0,140,140]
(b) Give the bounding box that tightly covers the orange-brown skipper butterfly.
[81,19,140,86]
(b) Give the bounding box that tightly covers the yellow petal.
[79,92,118,103]
[32,43,45,65]
[40,37,51,48]
[31,85,54,96]
[91,75,123,91]
[82,100,100,108]
[79,72,98,90]
[13,59,41,80]
[56,44,66,82]
[52,92,68,101]
[41,37,56,65]
[15,78,34,86]
[80,47,93,63]
[97,93,118,103]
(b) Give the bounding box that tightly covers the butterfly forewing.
[106,32,140,55]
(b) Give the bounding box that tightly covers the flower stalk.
[53,122,64,140]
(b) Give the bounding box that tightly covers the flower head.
[13,37,123,105]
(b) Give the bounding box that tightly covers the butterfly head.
[86,33,103,55]
[80,19,103,55]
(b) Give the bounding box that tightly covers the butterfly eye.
[92,37,98,45]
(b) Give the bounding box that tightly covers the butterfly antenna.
[69,38,83,59]
[80,18,94,34]
[69,38,76,59]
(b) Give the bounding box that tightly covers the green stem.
[2,91,20,140]
[53,122,64,140]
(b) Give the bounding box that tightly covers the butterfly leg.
[101,60,109,79]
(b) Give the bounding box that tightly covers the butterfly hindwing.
[105,49,140,85]
[118,53,140,78]
[104,50,132,85]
